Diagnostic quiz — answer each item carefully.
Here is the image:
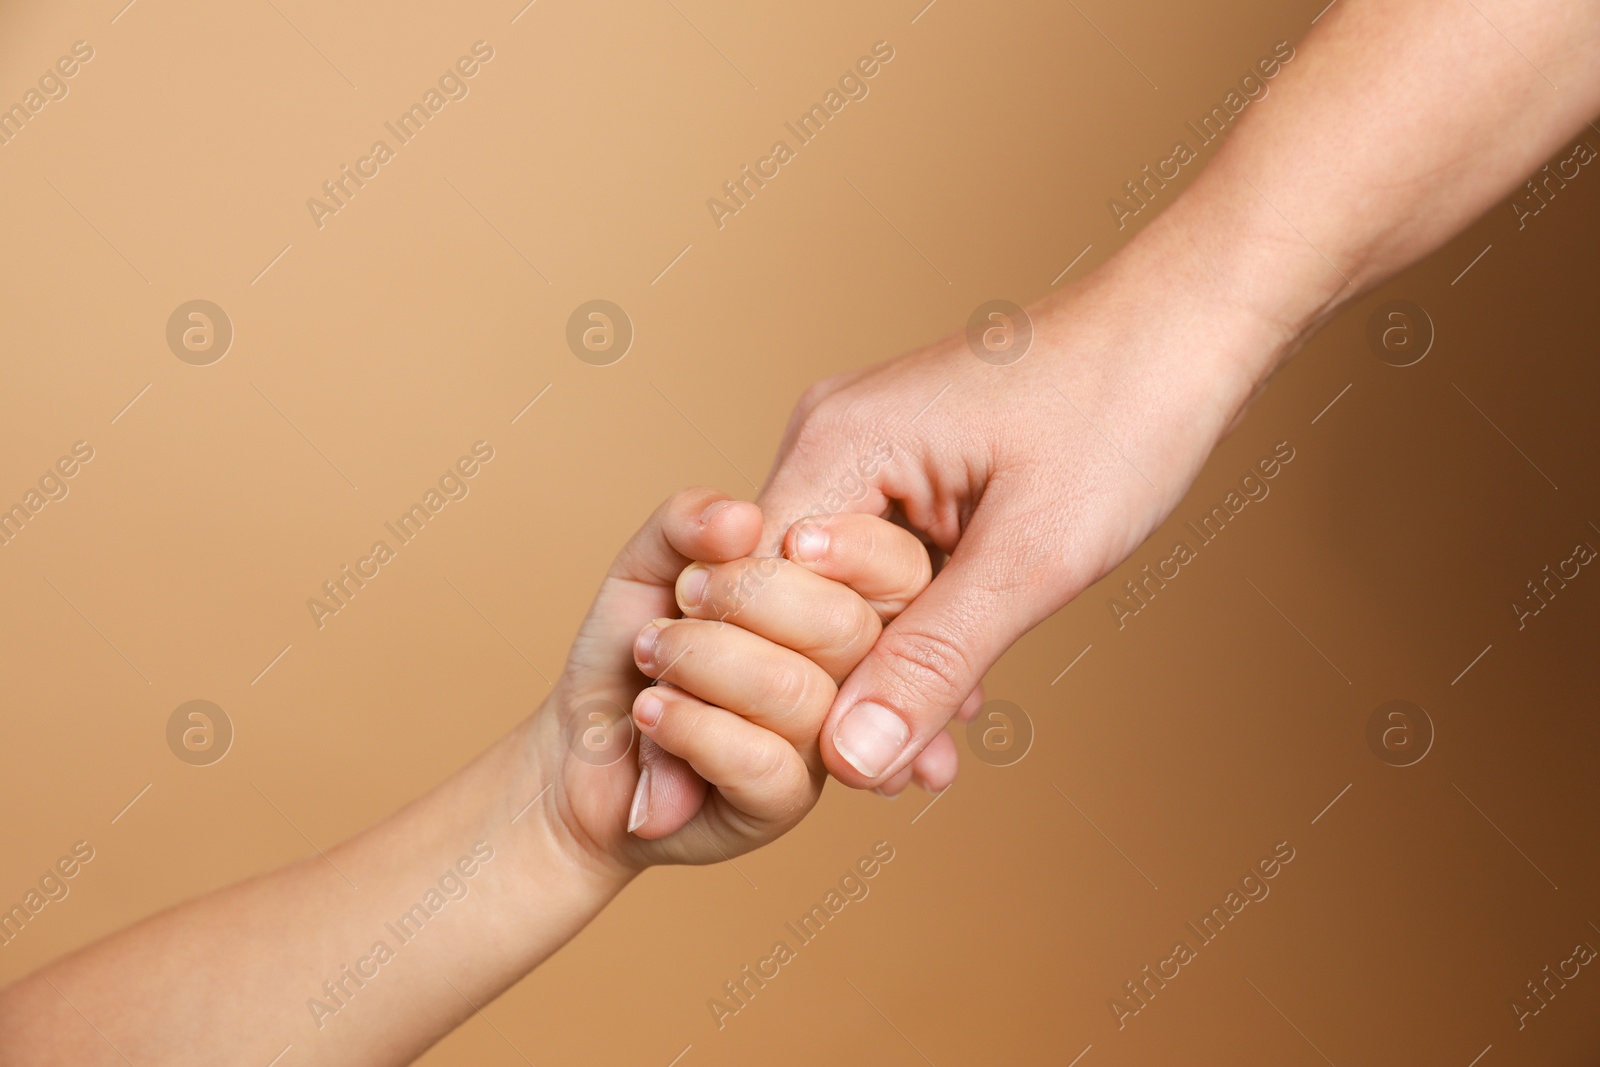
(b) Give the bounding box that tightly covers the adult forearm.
[0,710,629,1066]
[1130,0,1600,404]
[774,0,1600,794]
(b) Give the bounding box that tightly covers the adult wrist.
[1022,172,1329,480]
[1112,155,1358,422]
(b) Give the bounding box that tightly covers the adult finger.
[955,684,986,722]
[874,765,915,799]
[820,490,1062,787]
[752,422,894,559]
[908,730,959,793]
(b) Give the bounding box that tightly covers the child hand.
[528,489,936,878]
[630,509,976,842]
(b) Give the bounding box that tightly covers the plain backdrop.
[0,0,1597,1064]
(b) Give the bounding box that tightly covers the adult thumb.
[819,497,1058,788]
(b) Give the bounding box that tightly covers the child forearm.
[0,708,630,1067]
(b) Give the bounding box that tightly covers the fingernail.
[634,621,663,666]
[677,563,709,609]
[700,498,735,523]
[635,691,664,728]
[833,702,909,779]
[794,524,828,563]
[627,766,651,833]
[872,787,901,802]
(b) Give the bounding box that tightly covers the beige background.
[2,0,1598,1063]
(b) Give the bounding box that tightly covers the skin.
[0,490,931,1066]
[742,0,1600,793]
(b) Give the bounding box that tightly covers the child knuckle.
[761,663,814,719]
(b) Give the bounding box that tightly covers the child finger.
[673,557,880,681]
[633,617,835,756]
[781,512,933,619]
[607,488,763,588]
[630,686,812,825]
[627,737,708,840]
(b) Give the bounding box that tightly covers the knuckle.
[794,378,836,418]
[789,393,850,454]
[650,623,690,678]
[759,661,814,721]
[668,485,717,519]
[836,599,881,662]
[875,627,972,705]
[705,558,780,620]
[876,537,934,617]
[829,518,877,569]
[906,543,934,597]
[736,737,792,791]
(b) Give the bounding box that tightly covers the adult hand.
[755,0,1600,793]
[755,221,1292,792]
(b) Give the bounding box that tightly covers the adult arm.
[758,0,1600,790]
